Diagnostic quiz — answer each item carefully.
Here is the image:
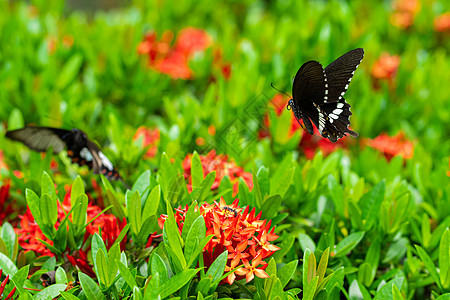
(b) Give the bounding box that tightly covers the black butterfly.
[287,48,364,142]
[6,126,127,186]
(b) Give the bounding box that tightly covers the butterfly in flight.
[6,126,129,187]
[287,48,364,142]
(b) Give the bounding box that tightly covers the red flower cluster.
[137,27,212,79]
[158,198,280,284]
[371,53,401,90]
[300,127,350,159]
[182,150,253,196]
[0,183,14,225]
[390,0,420,29]
[365,131,414,161]
[133,126,160,159]
[434,12,450,33]
[14,187,127,256]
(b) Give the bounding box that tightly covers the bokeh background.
[0,0,450,298]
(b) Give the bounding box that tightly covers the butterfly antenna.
[270,83,291,98]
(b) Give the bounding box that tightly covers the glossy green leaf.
[79,272,106,300]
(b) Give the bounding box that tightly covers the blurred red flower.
[158,198,279,284]
[0,183,14,225]
[365,131,414,161]
[182,150,253,196]
[300,127,351,159]
[390,0,420,29]
[213,49,232,80]
[138,27,212,79]
[0,269,17,300]
[14,186,128,256]
[133,126,160,159]
[434,12,450,33]
[371,53,401,90]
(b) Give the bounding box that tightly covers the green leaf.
[392,283,404,300]
[440,229,450,284]
[303,275,319,300]
[334,231,365,258]
[298,233,316,253]
[117,260,138,288]
[132,170,152,205]
[1,222,16,260]
[360,180,385,230]
[11,265,29,295]
[40,193,57,228]
[7,108,24,130]
[373,277,404,300]
[151,253,169,284]
[206,251,228,285]
[60,291,81,300]
[163,202,186,270]
[91,233,108,281]
[142,185,161,221]
[252,169,263,208]
[159,269,201,298]
[317,248,329,285]
[70,176,85,208]
[136,216,158,246]
[79,272,106,300]
[34,284,67,300]
[107,243,120,286]
[261,194,282,219]
[0,246,18,276]
[279,260,298,288]
[96,249,108,287]
[57,53,83,89]
[72,194,88,233]
[415,245,443,291]
[41,171,57,203]
[55,267,68,284]
[184,216,206,267]
[127,190,142,236]
[191,151,204,189]
[327,175,344,216]
[26,189,42,225]
[270,167,294,198]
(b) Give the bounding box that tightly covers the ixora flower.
[371,53,401,90]
[364,131,414,161]
[14,187,128,257]
[182,150,253,196]
[137,27,212,79]
[434,12,450,33]
[158,198,280,285]
[133,126,160,159]
[390,0,420,29]
[0,183,15,225]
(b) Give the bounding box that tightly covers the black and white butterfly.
[287,48,364,142]
[6,126,127,185]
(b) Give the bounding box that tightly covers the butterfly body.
[6,126,125,183]
[288,48,364,142]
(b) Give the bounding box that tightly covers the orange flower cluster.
[158,198,280,284]
[14,187,127,256]
[390,0,420,29]
[182,150,253,196]
[371,53,401,89]
[133,126,160,159]
[365,131,414,161]
[434,12,450,33]
[137,27,212,79]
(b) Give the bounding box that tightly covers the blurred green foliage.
[0,0,449,299]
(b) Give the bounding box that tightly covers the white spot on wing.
[80,148,93,161]
[329,114,338,119]
[337,103,344,108]
[333,109,343,115]
[99,152,114,170]
[325,90,328,95]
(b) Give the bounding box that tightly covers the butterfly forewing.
[292,61,326,103]
[5,127,72,153]
[324,48,364,102]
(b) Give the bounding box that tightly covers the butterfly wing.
[324,48,364,102]
[85,140,122,181]
[5,126,73,153]
[292,61,326,103]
